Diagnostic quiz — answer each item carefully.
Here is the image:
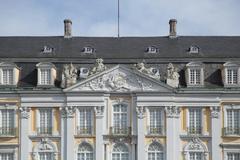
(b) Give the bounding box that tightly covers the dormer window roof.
[82,46,95,54]
[0,62,20,86]
[222,62,240,87]
[188,45,200,54]
[185,62,204,87]
[146,46,158,54]
[36,62,56,86]
[41,45,54,54]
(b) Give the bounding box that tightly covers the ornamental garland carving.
[60,106,76,118]
[210,106,220,118]
[19,107,30,119]
[136,106,146,119]
[165,106,181,118]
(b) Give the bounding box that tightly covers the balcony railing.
[37,127,53,135]
[187,127,202,135]
[223,127,240,136]
[0,127,16,136]
[147,126,165,135]
[76,126,93,135]
[109,127,131,135]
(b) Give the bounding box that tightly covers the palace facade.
[0,19,240,160]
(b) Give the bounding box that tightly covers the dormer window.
[36,62,56,86]
[222,62,240,87]
[82,46,95,54]
[185,62,204,87]
[0,62,19,86]
[146,46,158,54]
[42,45,54,54]
[188,45,200,54]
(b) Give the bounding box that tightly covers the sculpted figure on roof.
[134,62,160,80]
[61,63,78,88]
[90,58,107,75]
[166,63,179,88]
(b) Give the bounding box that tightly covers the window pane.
[41,69,51,85]
[0,153,14,160]
[39,109,52,134]
[189,108,202,134]
[2,69,13,85]
[0,109,14,135]
[78,108,92,134]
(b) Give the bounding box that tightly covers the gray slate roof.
[0,36,240,59]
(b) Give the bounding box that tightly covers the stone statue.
[134,62,160,80]
[61,63,78,88]
[90,58,107,75]
[166,63,179,88]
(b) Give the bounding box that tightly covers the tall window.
[39,152,53,160]
[40,69,51,85]
[39,109,52,135]
[226,109,240,135]
[77,108,92,135]
[77,143,93,160]
[0,153,14,160]
[189,69,201,85]
[189,152,203,160]
[112,104,128,134]
[227,153,240,160]
[149,108,163,135]
[0,109,15,136]
[188,108,202,134]
[148,143,164,160]
[112,143,129,160]
[227,69,238,85]
[2,69,13,85]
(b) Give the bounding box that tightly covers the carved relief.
[90,58,107,75]
[61,63,78,88]
[136,106,146,119]
[60,106,76,118]
[210,106,220,118]
[166,63,179,88]
[19,107,30,119]
[94,106,104,118]
[134,62,160,80]
[165,106,180,118]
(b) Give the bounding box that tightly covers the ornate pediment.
[64,65,173,93]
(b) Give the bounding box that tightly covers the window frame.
[76,142,94,160]
[36,62,56,86]
[222,62,240,87]
[0,62,19,86]
[111,143,130,160]
[147,142,165,160]
[147,107,165,135]
[76,107,94,135]
[186,62,204,87]
[224,105,240,136]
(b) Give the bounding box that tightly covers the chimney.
[169,19,177,38]
[64,19,72,38]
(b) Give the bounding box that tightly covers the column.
[165,106,181,160]
[94,106,105,160]
[60,106,75,160]
[210,106,222,160]
[136,106,146,160]
[19,107,30,160]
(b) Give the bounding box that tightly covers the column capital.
[165,106,180,118]
[136,106,146,119]
[19,107,30,119]
[94,106,104,118]
[60,106,76,118]
[210,106,220,118]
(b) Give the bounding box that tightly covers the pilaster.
[210,106,222,160]
[136,106,146,160]
[19,107,30,160]
[165,106,181,160]
[60,106,75,160]
[94,106,105,160]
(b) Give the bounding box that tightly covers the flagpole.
[118,0,120,38]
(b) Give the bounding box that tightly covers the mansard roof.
[0,36,240,60]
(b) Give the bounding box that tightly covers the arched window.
[112,104,128,134]
[112,143,129,160]
[148,142,164,160]
[77,143,93,160]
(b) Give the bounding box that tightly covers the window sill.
[74,135,95,138]
[0,135,17,138]
[145,134,166,138]
[222,135,240,138]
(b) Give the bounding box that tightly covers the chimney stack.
[64,19,72,38]
[169,19,177,38]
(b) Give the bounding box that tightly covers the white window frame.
[0,148,17,160]
[186,107,205,135]
[76,107,94,135]
[146,107,164,135]
[110,143,131,160]
[36,108,54,136]
[147,142,165,160]
[76,142,94,160]
[222,62,240,87]
[0,62,19,86]
[36,62,56,86]
[223,105,240,136]
[32,139,57,160]
[186,62,204,87]
[223,146,240,160]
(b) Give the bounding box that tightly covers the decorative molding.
[166,63,179,88]
[19,107,30,119]
[60,106,76,118]
[134,62,160,80]
[90,58,107,75]
[136,106,146,119]
[94,106,104,118]
[210,106,220,118]
[165,106,180,118]
[61,63,78,88]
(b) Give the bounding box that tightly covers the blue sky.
[0,0,239,36]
